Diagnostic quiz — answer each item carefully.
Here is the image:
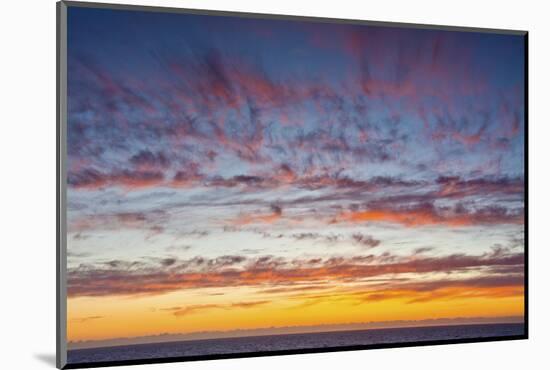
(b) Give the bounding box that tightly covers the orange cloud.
[334,204,523,227]
[160,300,271,317]
[67,251,524,298]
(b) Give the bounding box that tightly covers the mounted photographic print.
[57,1,527,368]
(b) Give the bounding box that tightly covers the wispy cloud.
[334,202,523,227]
[70,316,105,324]
[161,300,271,317]
[67,249,523,298]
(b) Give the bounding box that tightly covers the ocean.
[67,323,524,365]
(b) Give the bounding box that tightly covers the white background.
[1,0,548,369]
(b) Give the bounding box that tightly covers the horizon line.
[68,315,524,350]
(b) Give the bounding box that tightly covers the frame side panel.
[57,1,68,369]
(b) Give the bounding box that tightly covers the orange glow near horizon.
[67,283,524,343]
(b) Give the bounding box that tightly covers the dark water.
[67,323,524,364]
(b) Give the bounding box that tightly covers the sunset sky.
[66,7,525,345]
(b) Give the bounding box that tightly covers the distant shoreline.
[68,316,524,351]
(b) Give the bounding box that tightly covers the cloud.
[395,275,524,304]
[351,233,381,248]
[413,247,434,255]
[71,316,105,324]
[162,300,271,317]
[68,210,167,233]
[290,232,339,244]
[292,232,322,241]
[112,170,165,189]
[207,175,268,188]
[129,150,170,170]
[178,230,210,238]
[67,169,109,189]
[230,300,271,308]
[160,258,177,267]
[288,232,378,248]
[257,285,331,294]
[230,205,283,226]
[207,255,247,268]
[289,274,524,308]
[270,203,283,215]
[335,202,523,227]
[170,163,204,188]
[436,176,524,199]
[68,168,165,190]
[67,250,523,298]
[163,304,220,317]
